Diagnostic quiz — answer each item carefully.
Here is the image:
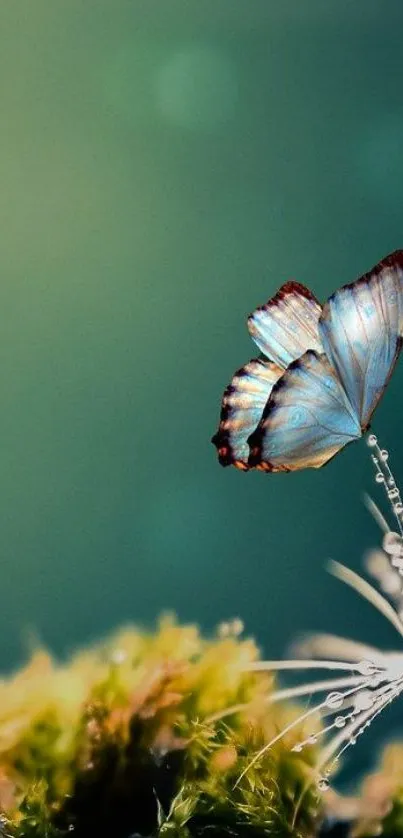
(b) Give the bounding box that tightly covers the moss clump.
[0,617,323,837]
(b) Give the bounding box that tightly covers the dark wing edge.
[247,281,321,322]
[211,357,283,470]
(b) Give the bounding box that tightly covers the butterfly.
[212,251,403,472]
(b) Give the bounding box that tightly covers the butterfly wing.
[248,350,361,471]
[248,281,323,369]
[319,251,403,430]
[212,357,283,469]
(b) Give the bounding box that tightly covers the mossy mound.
[0,617,323,838]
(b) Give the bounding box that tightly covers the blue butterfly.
[212,251,403,472]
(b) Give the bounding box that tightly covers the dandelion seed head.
[232,437,403,797]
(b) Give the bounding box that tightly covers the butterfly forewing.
[247,281,323,369]
[212,357,283,469]
[319,252,403,430]
[248,350,361,471]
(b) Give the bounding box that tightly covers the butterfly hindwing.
[247,281,323,369]
[248,350,361,471]
[212,357,283,469]
[319,251,403,430]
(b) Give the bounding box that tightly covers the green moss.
[0,617,324,837]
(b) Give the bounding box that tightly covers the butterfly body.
[212,251,403,472]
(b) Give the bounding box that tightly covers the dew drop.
[380,449,389,461]
[334,716,346,728]
[367,434,378,447]
[388,488,399,500]
[317,777,329,791]
[292,743,303,753]
[307,734,317,745]
[326,691,344,709]
[357,660,377,676]
[375,472,385,483]
[349,735,357,745]
[394,502,403,514]
[353,690,373,713]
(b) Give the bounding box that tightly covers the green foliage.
[0,617,324,837]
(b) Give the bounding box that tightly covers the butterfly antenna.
[367,434,403,536]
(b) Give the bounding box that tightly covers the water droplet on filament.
[317,777,329,791]
[353,690,373,713]
[326,691,344,709]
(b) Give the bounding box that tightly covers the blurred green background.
[2,0,403,774]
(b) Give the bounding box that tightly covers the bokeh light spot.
[156,45,238,131]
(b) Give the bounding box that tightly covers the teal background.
[1,0,403,774]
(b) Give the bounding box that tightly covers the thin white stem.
[364,493,390,534]
[233,680,368,789]
[291,682,401,831]
[291,632,385,664]
[233,701,325,789]
[318,676,403,772]
[367,434,403,536]
[247,659,365,673]
[205,674,370,725]
[328,560,403,639]
[268,674,370,704]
